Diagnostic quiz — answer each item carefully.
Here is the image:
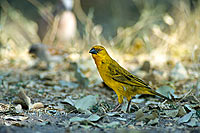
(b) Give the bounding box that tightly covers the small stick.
[18,87,32,110]
[177,89,193,103]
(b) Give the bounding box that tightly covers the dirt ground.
[0,58,199,133]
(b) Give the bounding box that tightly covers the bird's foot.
[126,102,139,113]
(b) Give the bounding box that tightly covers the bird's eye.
[96,48,102,53]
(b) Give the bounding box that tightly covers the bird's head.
[89,45,109,60]
[29,43,45,54]
[29,44,38,54]
[29,44,41,58]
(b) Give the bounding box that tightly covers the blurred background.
[0,0,200,69]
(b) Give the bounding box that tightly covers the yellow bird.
[89,45,172,112]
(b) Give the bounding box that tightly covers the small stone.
[128,125,135,129]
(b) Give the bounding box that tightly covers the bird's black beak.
[89,48,98,54]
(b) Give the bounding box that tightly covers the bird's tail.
[148,87,173,102]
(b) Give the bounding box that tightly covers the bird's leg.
[112,93,123,112]
[126,96,133,113]
[111,104,121,112]
[126,100,131,113]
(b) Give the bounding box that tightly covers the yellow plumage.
[89,45,171,112]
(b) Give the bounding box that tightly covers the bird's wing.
[107,62,172,101]
[108,63,150,88]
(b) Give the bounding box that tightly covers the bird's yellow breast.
[92,52,134,99]
[96,60,125,95]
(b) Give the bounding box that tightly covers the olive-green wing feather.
[108,62,150,88]
[108,61,172,101]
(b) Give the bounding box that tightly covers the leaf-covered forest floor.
[0,1,200,132]
[0,51,199,133]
